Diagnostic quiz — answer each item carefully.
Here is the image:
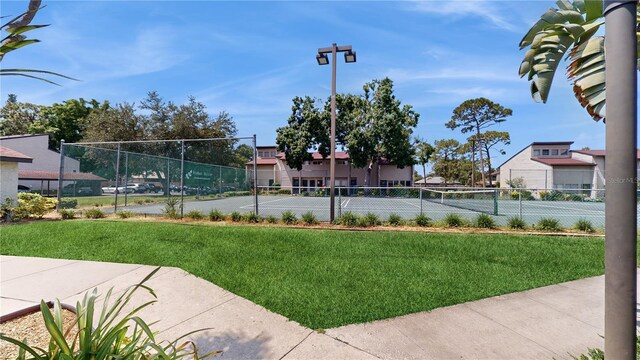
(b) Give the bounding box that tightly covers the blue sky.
[0,0,618,168]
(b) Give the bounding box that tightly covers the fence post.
[419,187,423,215]
[493,189,498,216]
[124,151,129,207]
[253,134,258,216]
[56,140,65,211]
[114,143,121,213]
[180,140,185,218]
[219,166,223,194]
[518,190,522,220]
[338,190,342,218]
[166,159,170,197]
[544,170,548,189]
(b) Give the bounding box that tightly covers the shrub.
[475,213,497,229]
[265,215,278,224]
[414,213,432,227]
[0,268,213,359]
[1,198,15,221]
[208,209,224,221]
[357,212,381,227]
[243,212,260,223]
[388,213,404,226]
[301,211,319,225]
[574,218,595,233]
[443,213,465,227]
[536,217,563,232]
[13,193,57,220]
[162,197,181,219]
[85,208,105,219]
[224,191,252,197]
[507,216,527,230]
[185,210,205,220]
[116,210,135,219]
[230,211,243,222]
[281,210,297,224]
[59,209,75,220]
[59,198,78,209]
[335,211,359,226]
[278,189,292,195]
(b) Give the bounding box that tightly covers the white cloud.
[407,0,519,32]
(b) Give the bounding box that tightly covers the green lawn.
[1,221,605,329]
[71,195,204,208]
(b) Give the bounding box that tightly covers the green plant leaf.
[4,23,48,37]
[39,300,72,356]
[0,334,45,359]
[584,0,603,21]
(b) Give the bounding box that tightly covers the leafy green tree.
[346,78,419,185]
[0,95,48,135]
[40,98,109,149]
[446,98,512,186]
[519,0,640,121]
[468,131,510,186]
[432,139,464,186]
[276,78,419,186]
[1,0,75,85]
[275,96,323,171]
[414,138,435,184]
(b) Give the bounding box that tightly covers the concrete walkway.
[0,256,626,359]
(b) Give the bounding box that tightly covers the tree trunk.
[422,164,427,187]
[477,130,486,187]
[484,143,493,187]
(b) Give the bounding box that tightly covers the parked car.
[127,183,147,193]
[101,186,134,194]
[145,183,160,193]
[17,185,31,193]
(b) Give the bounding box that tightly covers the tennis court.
[112,187,625,229]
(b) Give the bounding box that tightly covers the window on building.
[312,161,322,165]
[551,149,559,156]
[337,160,347,165]
[542,149,550,156]
[270,151,276,157]
[258,151,264,158]
[560,149,568,156]
[533,149,541,156]
[380,180,388,187]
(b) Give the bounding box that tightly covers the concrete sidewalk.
[0,256,627,359]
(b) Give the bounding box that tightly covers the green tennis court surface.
[109,192,625,229]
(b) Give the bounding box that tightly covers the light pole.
[317,43,356,223]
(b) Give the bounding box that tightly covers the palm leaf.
[568,36,605,121]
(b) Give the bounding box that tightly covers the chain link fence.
[58,137,258,216]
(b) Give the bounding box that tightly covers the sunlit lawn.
[2,220,605,329]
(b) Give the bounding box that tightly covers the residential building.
[0,134,104,195]
[0,145,33,203]
[498,141,640,192]
[247,146,413,193]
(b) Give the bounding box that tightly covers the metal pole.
[124,152,129,207]
[604,0,637,357]
[219,166,222,194]
[518,190,522,220]
[330,43,337,223]
[114,143,121,213]
[180,140,185,218]
[419,187,423,215]
[56,140,65,211]
[253,134,259,215]
[166,159,170,197]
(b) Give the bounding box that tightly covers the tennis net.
[421,188,498,215]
